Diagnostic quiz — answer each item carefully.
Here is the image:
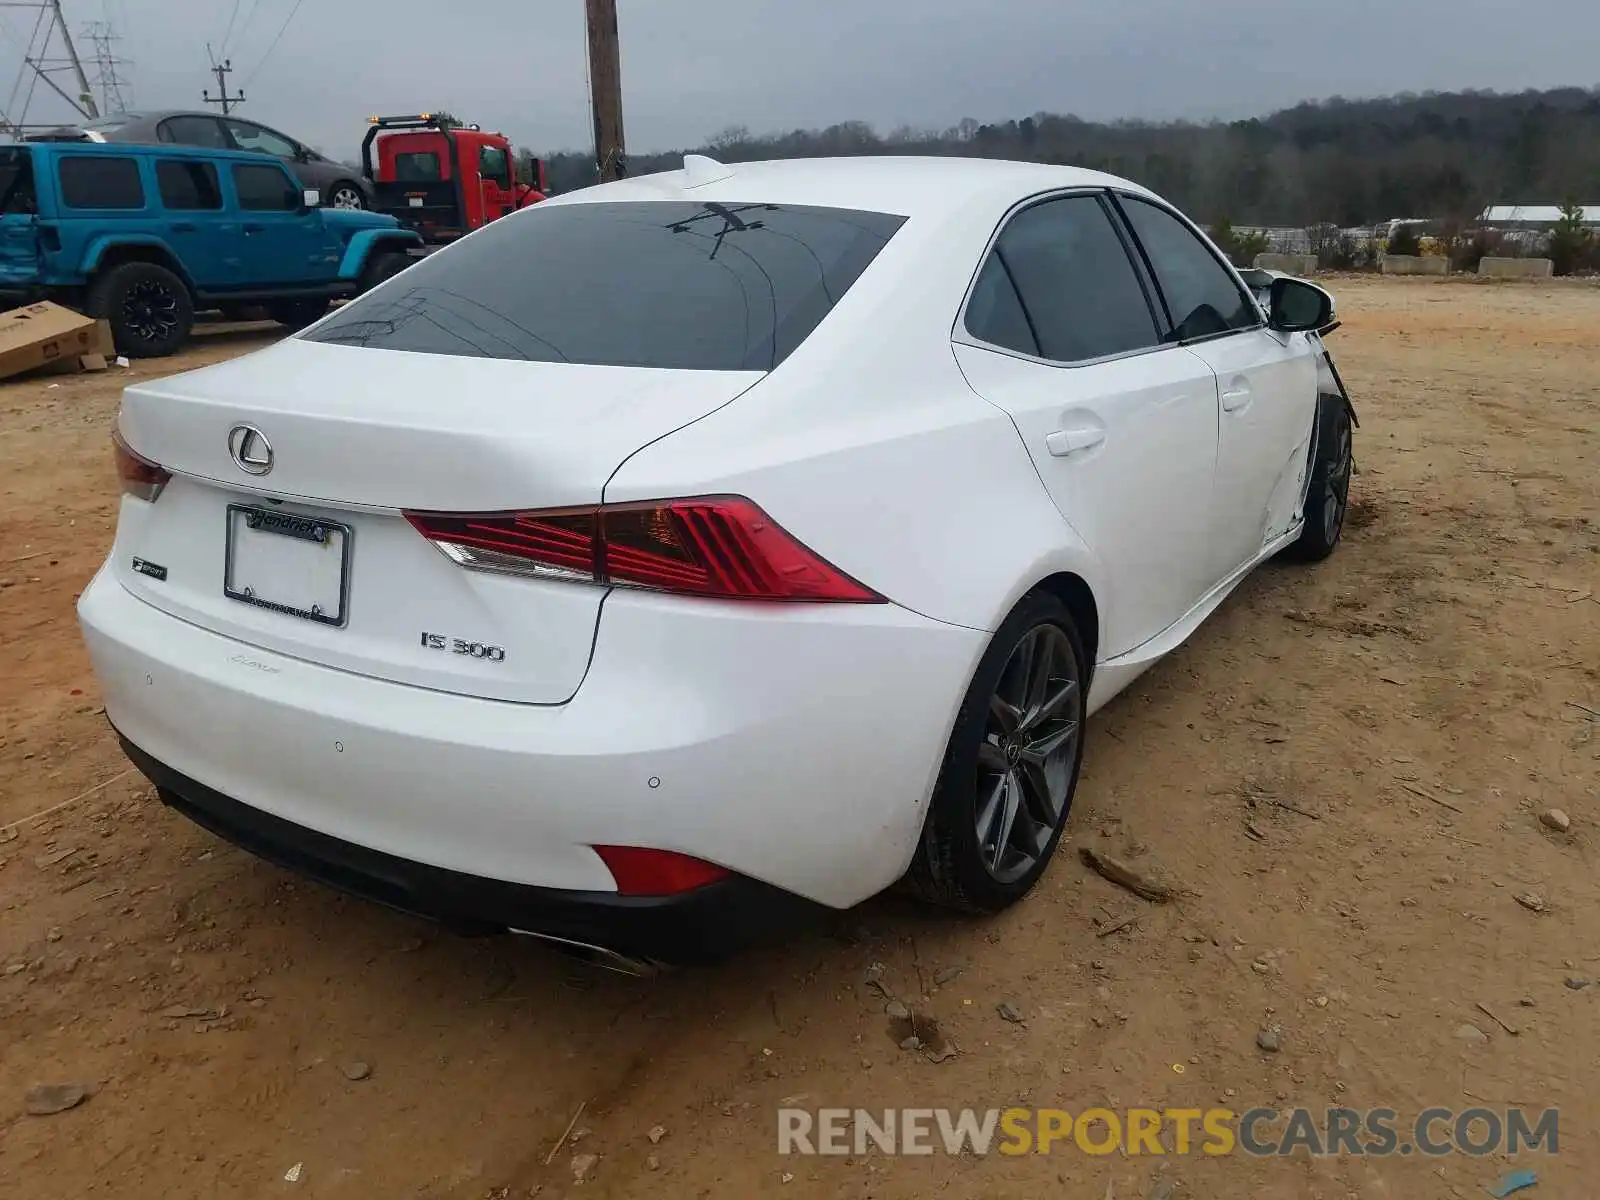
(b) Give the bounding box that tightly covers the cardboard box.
[0,301,117,381]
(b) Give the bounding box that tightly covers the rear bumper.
[79,563,982,915]
[120,734,817,963]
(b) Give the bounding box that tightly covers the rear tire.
[359,250,412,292]
[86,261,194,358]
[1282,393,1354,563]
[267,297,330,330]
[909,592,1087,913]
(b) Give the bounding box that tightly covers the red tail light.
[113,430,170,501]
[404,496,882,603]
[593,845,732,896]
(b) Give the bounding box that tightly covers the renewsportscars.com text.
[777,1106,1559,1157]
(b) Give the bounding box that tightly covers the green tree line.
[530,86,1600,229]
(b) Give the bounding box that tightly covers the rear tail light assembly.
[405,496,882,603]
[113,430,170,502]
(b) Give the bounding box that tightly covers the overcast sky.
[4,0,1596,159]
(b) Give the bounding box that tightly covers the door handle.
[1046,426,1107,457]
[1220,378,1252,413]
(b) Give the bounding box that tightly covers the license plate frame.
[223,504,352,628]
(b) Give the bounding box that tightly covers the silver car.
[26,110,374,210]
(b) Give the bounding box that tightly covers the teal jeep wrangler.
[0,141,422,357]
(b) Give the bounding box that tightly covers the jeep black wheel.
[87,261,194,358]
[359,250,412,292]
[268,297,331,330]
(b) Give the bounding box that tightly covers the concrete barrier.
[1478,257,1554,279]
[1382,254,1449,276]
[1253,252,1319,275]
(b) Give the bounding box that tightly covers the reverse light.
[592,846,732,897]
[404,496,883,603]
[113,430,170,501]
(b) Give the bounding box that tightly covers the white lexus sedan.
[79,155,1354,969]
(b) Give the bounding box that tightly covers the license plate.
[223,505,351,627]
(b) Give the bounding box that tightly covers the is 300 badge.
[420,632,506,662]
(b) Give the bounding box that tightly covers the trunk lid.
[114,338,760,703]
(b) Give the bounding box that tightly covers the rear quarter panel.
[602,198,1107,640]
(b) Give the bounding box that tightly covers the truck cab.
[361,114,545,246]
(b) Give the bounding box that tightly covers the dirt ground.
[1,281,1596,1199]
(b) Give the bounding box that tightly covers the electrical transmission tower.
[83,20,131,114]
[0,0,100,132]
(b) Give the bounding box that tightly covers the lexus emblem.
[227,424,273,476]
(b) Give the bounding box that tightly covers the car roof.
[71,110,276,128]
[568,155,1157,222]
[23,140,292,165]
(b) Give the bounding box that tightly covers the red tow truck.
[360,113,546,249]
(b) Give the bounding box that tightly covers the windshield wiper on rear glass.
[667,203,776,260]
[307,317,401,346]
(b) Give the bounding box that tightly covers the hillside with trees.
[533,86,1600,230]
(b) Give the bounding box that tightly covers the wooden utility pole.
[201,50,244,115]
[584,0,626,182]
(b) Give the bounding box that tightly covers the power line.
[217,0,243,58]
[231,0,262,55]
[242,0,305,89]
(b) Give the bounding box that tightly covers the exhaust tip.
[508,928,663,978]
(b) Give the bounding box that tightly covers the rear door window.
[1117,197,1260,341]
[156,160,223,210]
[964,253,1037,356]
[232,163,298,211]
[976,194,1160,363]
[306,200,907,371]
[57,156,145,209]
[158,115,230,149]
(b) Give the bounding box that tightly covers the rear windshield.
[305,200,907,371]
[392,151,441,182]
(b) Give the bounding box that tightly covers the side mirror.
[1267,277,1334,333]
[301,188,321,210]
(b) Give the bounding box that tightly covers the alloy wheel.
[975,623,1082,884]
[330,187,365,210]
[122,280,179,344]
[1324,416,1353,543]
